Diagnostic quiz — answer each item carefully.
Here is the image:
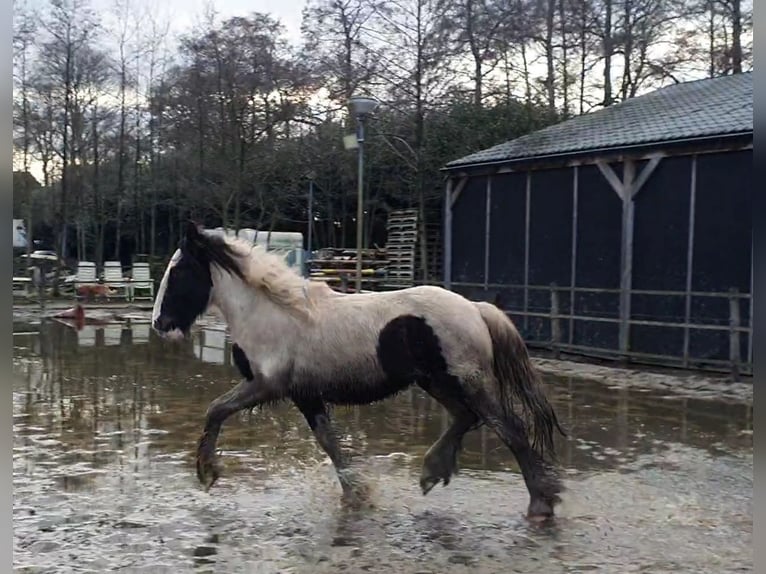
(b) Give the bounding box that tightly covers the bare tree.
[301,0,381,108]
[439,0,517,107]
[38,0,100,291]
[13,0,37,259]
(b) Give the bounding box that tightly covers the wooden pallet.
[415,222,442,282]
[382,209,418,289]
[308,247,390,292]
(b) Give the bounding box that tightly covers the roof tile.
[445,73,753,168]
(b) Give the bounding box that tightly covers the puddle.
[13,320,753,573]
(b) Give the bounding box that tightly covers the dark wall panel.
[688,328,728,362]
[526,317,551,342]
[493,286,525,312]
[528,289,551,315]
[528,168,573,286]
[575,165,622,289]
[689,295,728,326]
[572,320,619,350]
[631,324,684,357]
[632,155,692,291]
[573,291,620,318]
[692,149,752,293]
[451,176,487,283]
[631,293,685,323]
[451,284,492,304]
[488,172,527,284]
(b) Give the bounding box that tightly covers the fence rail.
[448,281,752,378]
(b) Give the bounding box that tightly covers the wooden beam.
[523,171,531,331]
[569,165,579,345]
[631,155,663,198]
[682,155,697,367]
[449,176,468,208]
[484,176,492,288]
[443,177,454,289]
[596,160,625,199]
[618,160,636,356]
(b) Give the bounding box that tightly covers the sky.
[138,0,309,44]
[23,0,310,46]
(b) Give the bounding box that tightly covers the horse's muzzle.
[153,316,174,332]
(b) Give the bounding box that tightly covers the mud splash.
[13,320,752,573]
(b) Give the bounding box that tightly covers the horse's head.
[151,221,216,340]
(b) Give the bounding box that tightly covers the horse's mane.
[200,232,330,316]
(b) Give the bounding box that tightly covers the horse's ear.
[182,220,206,255]
[185,220,203,240]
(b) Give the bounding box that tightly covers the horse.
[151,222,566,521]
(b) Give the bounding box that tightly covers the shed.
[442,73,752,375]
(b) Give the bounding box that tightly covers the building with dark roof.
[441,73,752,375]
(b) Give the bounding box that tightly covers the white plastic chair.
[103,325,123,346]
[130,262,154,301]
[77,325,97,347]
[103,261,129,300]
[73,262,98,292]
[131,322,150,343]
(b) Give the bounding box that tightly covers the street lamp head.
[348,95,379,118]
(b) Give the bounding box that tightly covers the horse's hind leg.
[292,396,367,504]
[479,400,563,520]
[417,381,481,495]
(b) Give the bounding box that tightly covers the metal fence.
[450,281,752,378]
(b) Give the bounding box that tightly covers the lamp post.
[348,95,378,293]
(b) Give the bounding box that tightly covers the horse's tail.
[474,301,565,460]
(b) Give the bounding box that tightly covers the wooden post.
[618,160,636,360]
[523,172,531,331]
[484,176,492,289]
[550,283,561,359]
[729,287,741,381]
[443,178,453,289]
[597,155,661,363]
[444,176,468,291]
[682,155,697,368]
[569,166,578,346]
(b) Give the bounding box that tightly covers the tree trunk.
[731,0,742,73]
[115,59,127,260]
[54,41,74,296]
[559,0,569,116]
[464,0,483,107]
[708,0,716,77]
[521,42,532,105]
[544,0,556,113]
[603,0,613,106]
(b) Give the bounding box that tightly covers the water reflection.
[13,320,752,482]
[13,320,752,573]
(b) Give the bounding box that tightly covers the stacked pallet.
[382,209,418,289]
[308,247,389,292]
[415,222,442,283]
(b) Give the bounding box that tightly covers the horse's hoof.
[420,476,441,495]
[196,456,221,491]
[526,498,555,522]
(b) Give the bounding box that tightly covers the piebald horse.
[152,222,565,520]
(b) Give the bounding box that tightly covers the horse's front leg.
[196,375,272,491]
[292,396,368,504]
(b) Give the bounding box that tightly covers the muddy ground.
[12,314,752,573]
